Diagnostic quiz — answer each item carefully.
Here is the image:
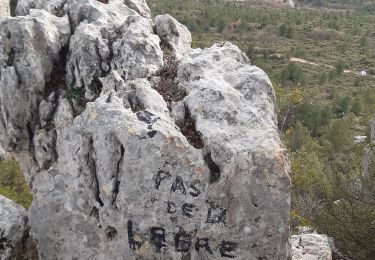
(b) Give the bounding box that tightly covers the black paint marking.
[136,111,159,125]
[150,227,167,252]
[188,180,201,197]
[220,241,238,258]
[155,170,171,190]
[127,220,142,250]
[195,238,213,255]
[148,130,157,138]
[182,203,196,218]
[171,176,186,194]
[174,228,192,253]
[167,201,177,214]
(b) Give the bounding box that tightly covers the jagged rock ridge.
[0,0,291,259]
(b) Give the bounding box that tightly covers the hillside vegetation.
[149,0,375,258]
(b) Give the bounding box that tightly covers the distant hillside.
[224,0,296,8]
[298,0,375,9]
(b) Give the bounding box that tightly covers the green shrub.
[0,159,32,208]
[280,62,305,85]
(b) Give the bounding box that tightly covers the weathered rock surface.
[291,230,332,260]
[155,14,192,60]
[0,195,28,259]
[124,0,151,18]
[16,0,67,16]
[0,9,70,183]
[110,15,164,81]
[0,145,10,161]
[0,0,291,259]
[0,0,10,20]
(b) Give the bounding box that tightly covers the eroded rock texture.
[0,195,38,260]
[0,0,291,259]
[0,0,10,20]
[291,231,332,260]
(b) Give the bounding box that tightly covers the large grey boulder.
[0,0,291,259]
[0,195,28,259]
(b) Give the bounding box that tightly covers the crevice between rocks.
[155,43,222,183]
[154,43,203,148]
[111,144,124,208]
[0,224,39,259]
[154,43,185,110]
[36,43,70,170]
[177,106,204,149]
[44,44,69,121]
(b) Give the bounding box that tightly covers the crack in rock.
[111,145,124,208]
[87,137,104,207]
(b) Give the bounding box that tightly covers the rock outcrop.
[0,0,291,259]
[0,195,37,260]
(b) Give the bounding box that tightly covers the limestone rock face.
[291,232,332,260]
[0,0,291,259]
[0,195,28,259]
[123,0,151,18]
[155,14,192,60]
[0,10,70,183]
[0,0,10,20]
[16,0,67,16]
[110,15,164,81]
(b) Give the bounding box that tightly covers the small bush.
[0,159,32,208]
